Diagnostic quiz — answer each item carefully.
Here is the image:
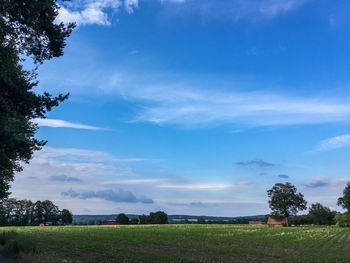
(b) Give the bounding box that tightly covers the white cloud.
[125,0,138,14]
[156,183,232,190]
[37,147,151,164]
[11,146,154,206]
[106,74,350,127]
[56,0,123,26]
[304,176,350,189]
[317,134,350,151]
[34,118,104,130]
[55,0,309,26]
[101,179,162,185]
[258,0,307,17]
[235,180,254,186]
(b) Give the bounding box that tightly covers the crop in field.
[0,225,349,263]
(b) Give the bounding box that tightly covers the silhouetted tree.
[308,203,336,225]
[116,213,129,225]
[61,209,73,225]
[290,215,313,226]
[0,198,69,226]
[267,182,307,218]
[138,214,147,224]
[0,0,74,198]
[130,218,139,225]
[147,211,168,224]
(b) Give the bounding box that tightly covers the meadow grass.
[0,225,349,262]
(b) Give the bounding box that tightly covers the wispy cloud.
[37,147,151,164]
[50,175,83,183]
[56,0,309,26]
[317,134,350,151]
[104,73,350,127]
[235,180,254,186]
[61,188,154,203]
[101,179,162,185]
[258,172,268,176]
[156,183,232,190]
[160,0,310,22]
[14,146,151,195]
[277,174,289,179]
[304,176,350,189]
[34,118,104,130]
[236,159,274,167]
[125,0,138,14]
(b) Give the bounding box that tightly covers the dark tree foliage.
[61,209,73,225]
[129,218,138,225]
[335,213,350,227]
[115,213,129,225]
[147,211,168,224]
[0,0,74,198]
[308,203,336,225]
[137,212,168,224]
[0,198,72,226]
[290,215,313,226]
[267,182,307,218]
[197,218,206,224]
[338,182,350,213]
[138,214,147,224]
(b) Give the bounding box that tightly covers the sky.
[12,0,350,216]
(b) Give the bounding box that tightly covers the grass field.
[0,225,350,263]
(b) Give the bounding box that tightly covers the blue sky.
[13,0,350,216]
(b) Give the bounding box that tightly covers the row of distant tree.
[0,198,73,226]
[116,211,169,225]
[290,203,336,225]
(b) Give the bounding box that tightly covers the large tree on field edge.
[338,182,350,213]
[0,0,75,198]
[267,182,307,218]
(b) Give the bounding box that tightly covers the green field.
[1,225,350,263]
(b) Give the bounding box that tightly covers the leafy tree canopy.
[115,213,129,225]
[267,182,307,218]
[138,214,147,224]
[0,198,72,226]
[308,203,336,225]
[147,211,168,224]
[0,0,74,198]
[335,213,350,227]
[61,209,73,225]
[338,182,350,213]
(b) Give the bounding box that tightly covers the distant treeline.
[0,198,73,226]
[290,203,337,226]
[73,214,266,225]
[182,217,266,224]
[116,211,169,225]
